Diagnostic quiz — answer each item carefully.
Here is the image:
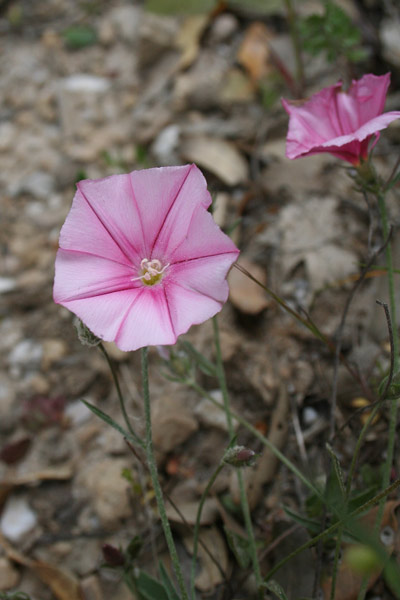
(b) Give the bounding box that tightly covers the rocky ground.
[1,0,400,599]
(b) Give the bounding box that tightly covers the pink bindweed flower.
[282,73,400,165]
[53,164,239,351]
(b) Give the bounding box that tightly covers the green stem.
[283,0,305,95]
[357,192,400,600]
[330,403,381,599]
[141,347,189,600]
[212,317,262,594]
[190,461,225,600]
[99,343,139,441]
[188,380,323,502]
[377,191,399,513]
[378,191,399,368]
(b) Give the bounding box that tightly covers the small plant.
[299,0,367,65]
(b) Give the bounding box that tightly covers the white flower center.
[132,258,169,286]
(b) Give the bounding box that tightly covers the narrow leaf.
[80,399,144,448]
[158,562,180,600]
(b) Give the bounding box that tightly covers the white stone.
[0,122,16,151]
[58,75,115,138]
[303,407,318,426]
[152,124,180,165]
[381,19,400,67]
[109,5,142,43]
[62,74,110,93]
[65,400,92,426]
[19,171,55,198]
[194,392,231,432]
[1,496,37,542]
[8,339,43,368]
[0,277,16,294]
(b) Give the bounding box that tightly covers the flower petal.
[59,189,134,266]
[77,173,146,261]
[129,164,210,257]
[320,111,400,148]
[54,249,137,303]
[164,282,223,337]
[114,286,176,351]
[59,289,141,343]
[350,73,391,122]
[149,164,213,257]
[168,253,237,304]
[168,204,239,264]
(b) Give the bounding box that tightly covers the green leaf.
[180,340,216,377]
[158,562,180,600]
[282,506,322,535]
[0,594,33,600]
[80,398,144,448]
[63,25,97,49]
[225,217,242,237]
[228,0,285,15]
[224,527,251,568]
[136,570,170,600]
[145,0,215,14]
[385,169,400,192]
[263,580,289,600]
[325,444,346,498]
[299,0,365,64]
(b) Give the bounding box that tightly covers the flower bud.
[223,446,257,468]
[102,543,125,567]
[74,318,101,347]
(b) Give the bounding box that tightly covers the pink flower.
[53,164,239,352]
[282,73,400,164]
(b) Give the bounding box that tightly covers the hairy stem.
[212,317,262,594]
[99,343,143,447]
[188,379,323,501]
[141,347,188,600]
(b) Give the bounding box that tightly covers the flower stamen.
[131,258,169,286]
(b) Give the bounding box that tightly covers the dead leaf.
[219,68,255,103]
[180,136,248,185]
[228,258,269,314]
[266,197,358,299]
[0,465,73,509]
[183,526,229,592]
[0,531,83,600]
[237,22,272,83]
[166,498,219,526]
[32,561,83,600]
[322,501,400,600]
[176,15,209,70]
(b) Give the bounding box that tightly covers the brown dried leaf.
[228,258,269,314]
[180,136,248,185]
[166,498,219,526]
[322,501,400,600]
[176,15,209,69]
[0,465,73,510]
[32,560,83,600]
[237,22,272,83]
[0,531,83,600]
[183,526,229,592]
